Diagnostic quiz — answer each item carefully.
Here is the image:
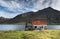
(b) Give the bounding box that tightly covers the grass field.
[0,30,60,39]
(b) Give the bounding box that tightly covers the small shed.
[32,19,47,30]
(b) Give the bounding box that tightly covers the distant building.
[32,19,47,30]
[25,19,47,30]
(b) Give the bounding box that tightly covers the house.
[32,19,47,30]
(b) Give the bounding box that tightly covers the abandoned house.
[32,19,47,30]
[25,19,47,30]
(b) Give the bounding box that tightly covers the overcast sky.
[0,0,60,18]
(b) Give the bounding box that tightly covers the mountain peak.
[40,7,56,11]
[44,7,54,10]
[37,7,54,12]
[48,7,52,9]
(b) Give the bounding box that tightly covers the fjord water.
[47,25,60,30]
[0,24,25,30]
[0,24,60,30]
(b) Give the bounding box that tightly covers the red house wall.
[32,19,47,25]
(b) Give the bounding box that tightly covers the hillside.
[7,7,60,24]
[0,17,10,24]
[0,7,60,24]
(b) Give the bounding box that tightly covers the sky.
[0,0,60,18]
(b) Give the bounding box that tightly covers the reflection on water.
[0,24,60,30]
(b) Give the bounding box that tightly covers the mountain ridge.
[0,7,60,24]
[6,7,60,24]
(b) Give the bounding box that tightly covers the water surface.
[0,24,60,30]
[0,24,25,30]
[47,25,60,30]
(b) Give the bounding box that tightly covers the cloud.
[0,0,60,18]
[51,0,60,10]
[0,0,22,13]
[0,11,20,18]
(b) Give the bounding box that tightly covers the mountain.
[4,7,60,24]
[0,17,10,24]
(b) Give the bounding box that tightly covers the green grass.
[0,30,60,39]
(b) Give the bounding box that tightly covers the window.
[35,26,37,28]
[41,26,43,28]
[40,26,43,28]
